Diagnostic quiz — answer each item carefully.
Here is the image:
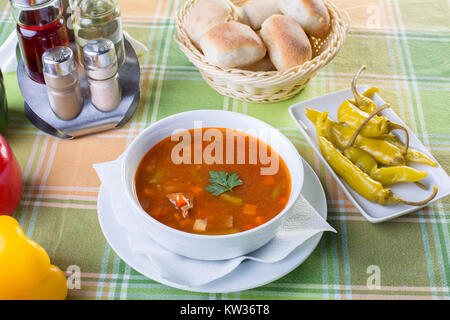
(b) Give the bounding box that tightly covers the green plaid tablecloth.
[1,0,449,299]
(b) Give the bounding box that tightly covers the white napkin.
[0,32,19,73]
[123,31,148,55]
[94,157,336,287]
[0,31,148,73]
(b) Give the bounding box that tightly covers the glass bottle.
[0,69,7,135]
[62,0,75,41]
[11,0,69,84]
[71,0,126,67]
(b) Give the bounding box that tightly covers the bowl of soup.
[122,110,304,260]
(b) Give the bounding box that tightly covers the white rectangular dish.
[289,86,450,223]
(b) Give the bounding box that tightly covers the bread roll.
[200,21,267,68]
[242,54,276,71]
[185,0,234,49]
[238,0,281,30]
[260,15,312,71]
[278,0,330,38]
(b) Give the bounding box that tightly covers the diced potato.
[243,204,257,215]
[224,215,233,228]
[220,193,243,205]
[193,218,207,232]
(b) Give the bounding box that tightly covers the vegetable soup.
[134,128,291,235]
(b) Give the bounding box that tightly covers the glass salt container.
[42,46,83,120]
[83,38,121,112]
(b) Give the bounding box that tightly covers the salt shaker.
[83,38,122,112]
[42,46,83,121]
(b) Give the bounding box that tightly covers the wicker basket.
[175,0,350,103]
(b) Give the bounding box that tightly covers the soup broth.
[134,128,291,235]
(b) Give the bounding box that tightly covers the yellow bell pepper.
[0,216,68,300]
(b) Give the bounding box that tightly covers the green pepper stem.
[352,65,366,104]
[388,123,409,156]
[344,104,391,150]
[415,181,427,190]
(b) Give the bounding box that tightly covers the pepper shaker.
[42,46,83,121]
[83,38,122,112]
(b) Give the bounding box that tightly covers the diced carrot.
[175,195,188,208]
[255,216,265,225]
[277,196,287,204]
[262,176,275,185]
[177,199,188,208]
[243,204,257,215]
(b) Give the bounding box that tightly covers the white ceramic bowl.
[122,110,304,260]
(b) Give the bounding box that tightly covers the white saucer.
[97,159,328,293]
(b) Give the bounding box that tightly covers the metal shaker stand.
[17,39,140,139]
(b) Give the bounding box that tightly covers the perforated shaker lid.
[42,46,75,77]
[83,38,118,69]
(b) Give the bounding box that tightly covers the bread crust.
[278,0,330,38]
[186,0,234,49]
[260,14,312,71]
[200,21,267,68]
[238,0,281,30]
[242,54,276,71]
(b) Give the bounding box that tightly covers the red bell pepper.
[0,134,22,215]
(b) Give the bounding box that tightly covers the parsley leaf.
[205,171,243,196]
